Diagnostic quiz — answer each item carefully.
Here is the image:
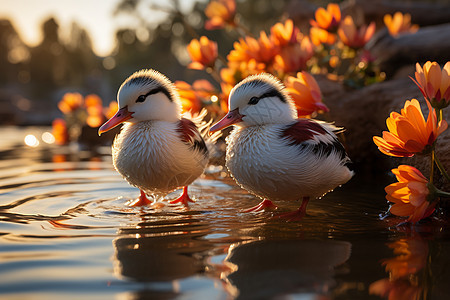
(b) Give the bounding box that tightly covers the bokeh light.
[24,134,39,147]
[42,131,56,144]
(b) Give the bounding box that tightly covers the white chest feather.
[112,121,208,194]
[226,125,353,201]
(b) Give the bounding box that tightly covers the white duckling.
[99,69,210,207]
[210,73,354,220]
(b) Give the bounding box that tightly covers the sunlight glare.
[24,134,39,147]
[42,132,56,144]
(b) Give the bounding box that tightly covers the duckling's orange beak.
[98,106,133,135]
[210,108,244,133]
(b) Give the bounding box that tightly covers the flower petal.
[390,203,415,216]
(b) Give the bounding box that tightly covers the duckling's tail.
[182,108,223,162]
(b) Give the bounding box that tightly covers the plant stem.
[435,155,450,182]
[236,22,253,38]
[430,149,435,185]
[435,189,450,198]
[207,66,222,85]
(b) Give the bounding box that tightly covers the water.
[1,126,450,300]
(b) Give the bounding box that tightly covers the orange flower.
[221,60,266,86]
[220,67,239,86]
[105,101,118,120]
[412,61,450,109]
[52,118,69,145]
[310,3,341,32]
[285,71,328,117]
[227,32,278,65]
[220,82,233,112]
[385,165,435,223]
[187,36,218,70]
[58,92,83,114]
[384,12,419,37]
[84,94,104,128]
[270,19,300,47]
[273,36,314,74]
[256,31,279,64]
[227,38,254,63]
[84,94,102,108]
[176,81,202,114]
[337,16,375,49]
[204,0,236,30]
[373,99,448,157]
[309,27,336,46]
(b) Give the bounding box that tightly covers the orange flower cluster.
[412,61,450,109]
[182,1,387,115]
[385,165,435,223]
[55,92,117,145]
[374,60,450,224]
[213,19,314,111]
[309,3,341,47]
[384,12,419,37]
[52,118,69,145]
[309,4,375,50]
[58,93,84,114]
[84,94,104,128]
[306,3,381,87]
[373,99,447,157]
[204,0,236,30]
[226,19,313,77]
[175,80,216,114]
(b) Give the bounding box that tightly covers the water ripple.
[3,127,449,299]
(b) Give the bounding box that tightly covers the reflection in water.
[219,239,351,299]
[113,215,213,283]
[370,236,427,300]
[5,127,450,299]
[370,229,450,300]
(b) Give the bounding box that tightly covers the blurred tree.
[65,22,100,86]
[110,0,290,86]
[28,18,103,103]
[29,18,66,97]
[0,19,29,84]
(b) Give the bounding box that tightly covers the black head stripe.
[144,87,173,102]
[259,88,286,103]
[247,88,287,105]
[127,76,174,102]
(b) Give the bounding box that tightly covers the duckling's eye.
[136,95,146,103]
[248,96,259,105]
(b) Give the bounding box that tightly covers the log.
[367,24,450,78]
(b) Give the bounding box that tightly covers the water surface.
[1,126,450,299]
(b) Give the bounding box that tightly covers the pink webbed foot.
[169,186,195,208]
[275,197,310,221]
[128,190,153,207]
[243,199,278,213]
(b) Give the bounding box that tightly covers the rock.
[367,24,450,78]
[316,75,450,190]
[342,0,450,27]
